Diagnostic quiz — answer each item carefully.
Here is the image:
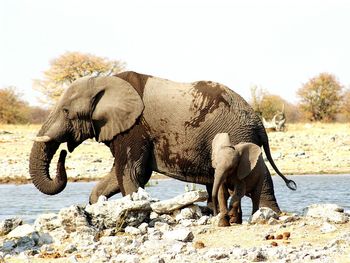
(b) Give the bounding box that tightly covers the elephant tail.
[259,126,297,191]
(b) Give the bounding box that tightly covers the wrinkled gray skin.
[30,71,296,213]
[211,133,266,226]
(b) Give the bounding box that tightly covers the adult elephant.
[29,71,295,213]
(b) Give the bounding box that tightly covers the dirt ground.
[0,122,349,184]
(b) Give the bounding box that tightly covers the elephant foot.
[218,215,230,227]
[229,216,242,225]
[228,211,242,224]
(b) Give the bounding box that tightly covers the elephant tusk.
[34,136,52,142]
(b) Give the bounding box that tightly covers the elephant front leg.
[228,181,245,224]
[228,198,242,224]
[89,165,120,204]
[111,126,153,196]
[217,185,230,227]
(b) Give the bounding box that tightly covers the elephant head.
[211,133,262,215]
[29,76,144,195]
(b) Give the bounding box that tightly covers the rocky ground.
[0,123,349,184]
[1,189,350,262]
[0,123,349,262]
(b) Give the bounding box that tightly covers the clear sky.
[1,0,349,106]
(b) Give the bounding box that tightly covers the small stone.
[279,215,299,223]
[138,222,149,235]
[97,195,107,203]
[69,255,79,263]
[206,249,229,260]
[250,207,279,224]
[194,241,205,249]
[150,212,159,220]
[170,242,185,253]
[64,244,77,254]
[320,222,337,233]
[267,218,279,225]
[154,222,170,233]
[114,254,140,263]
[0,217,23,236]
[251,250,267,262]
[2,240,16,251]
[125,226,142,235]
[180,219,194,227]
[147,255,165,263]
[197,216,209,225]
[131,187,151,201]
[163,228,194,242]
[7,224,35,238]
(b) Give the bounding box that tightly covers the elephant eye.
[63,108,69,116]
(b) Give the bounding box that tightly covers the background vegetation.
[1,52,349,124]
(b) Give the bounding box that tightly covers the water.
[1,175,349,223]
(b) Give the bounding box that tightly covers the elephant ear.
[236,143,262,180]
[91,76,144,142]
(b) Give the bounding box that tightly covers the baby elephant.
[211,133,265,227]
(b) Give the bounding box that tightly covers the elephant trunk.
[29,140,68,195]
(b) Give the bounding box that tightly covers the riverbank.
[1,189,349,262]
[0,123,349,184]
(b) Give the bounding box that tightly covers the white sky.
[1,0,349,106]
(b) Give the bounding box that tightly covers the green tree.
[34,51,126,105]
[0,87,29,124]
[297,73,343,122]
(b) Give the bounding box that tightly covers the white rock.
[205,249,230,260]
[267,218,279,225]
[125,226,141,235]
[250,207,279,224]
[320,222,337,233]
[147,255,165,263]
[98,195,108,203]
[86,191,151,229]
[154,222,171,233]
[114,253,140,263]
[131,187,151,201]
[150,212,159,220]
[151,190,208,214]
[0,217,23,236]
[138,222,149,235]
[279,215,299,223]
[34,213,60,232]
[59,205,91,232]
[197,216,210,225]
[7,224,35,238]
[170,242,185,253]
[303,204,348,224]
[163,228,194,242]
[180,219,194,227]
